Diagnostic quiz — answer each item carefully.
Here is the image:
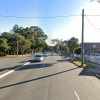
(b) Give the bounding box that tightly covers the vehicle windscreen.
[35,55,41,57]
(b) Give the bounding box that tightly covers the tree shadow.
[79,67,94,76]
[0,59,34,73]
[57,60,67,62]
[0,65,22,73]
[17,62,55,71]
[0,67,78,89]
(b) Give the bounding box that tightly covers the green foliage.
[19,39,32,54]
[0,38,9,54]
[67,37,79,53]
[0,24,49,55]
[0,32,12,39]
[74,47,81,55]
[30,26,48,40]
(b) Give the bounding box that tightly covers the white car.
[34,55,43,62]
[44,53,48,57]
[91,53,100,58]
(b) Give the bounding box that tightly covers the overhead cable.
[85,16,98,30]
[0,14,81,19]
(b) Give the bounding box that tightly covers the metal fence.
[74,54,100,65]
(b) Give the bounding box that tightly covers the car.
[91,53,100,58]
[43,52,48,57]
[34,54,43,62]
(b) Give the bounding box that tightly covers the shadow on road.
[17,62,55,71]
[0,67,78,89]
[79,68,94,76]
[57,60,67,62]
[0,65,22,73]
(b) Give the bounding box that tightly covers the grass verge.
[66,57,96,68]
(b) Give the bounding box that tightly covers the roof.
[80,42,100,51]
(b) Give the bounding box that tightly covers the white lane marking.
[55,56,57,59]
[74,91,80,100]
[14,65,24,70]
[59,63,61,66]
[0,70,14,79]
[0,62,30,79]
[24,62,30,65]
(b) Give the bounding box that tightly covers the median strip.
[0,62,30,79]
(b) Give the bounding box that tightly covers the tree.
[30,26,48,40]
[0,32,12,39]
[74,47,81,55]
[11,24,23,34]
[0,24,48,55]
[67,37,79,55]
[0,38,9,55]
[19,39,32,54]
[62,40,69,53]
[51,39,62,52]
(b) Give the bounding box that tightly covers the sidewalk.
[85,61,100,79]
[62,53,100,79]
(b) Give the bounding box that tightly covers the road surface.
[0,54,100,100]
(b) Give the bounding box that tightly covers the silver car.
[34,55,43,62]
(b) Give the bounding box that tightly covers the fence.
[74,54,100,65]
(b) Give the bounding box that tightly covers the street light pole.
[81,9,84,66]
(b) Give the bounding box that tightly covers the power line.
[0,14,81,19]
[85,16,98,30]
[1,14,100,19]
[85,15,100,16]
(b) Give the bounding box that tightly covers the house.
[81,43,100,55]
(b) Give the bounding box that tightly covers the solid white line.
[74,91,80,100]
[0,70,14,79]
[59,63,61,66]
[24,62,30,65]
[0,62,30,79]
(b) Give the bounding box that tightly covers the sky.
[0,0,100,45]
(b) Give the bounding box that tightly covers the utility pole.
[17,38,18,56]
[81,9,84,66]
[61,39,62,55]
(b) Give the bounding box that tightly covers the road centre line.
[0,62,30,79]
[74,91,80,100]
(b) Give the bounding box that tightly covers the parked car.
[91,53,100,58]
[34,54,43,62]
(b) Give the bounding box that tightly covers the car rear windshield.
[35,55,41,57]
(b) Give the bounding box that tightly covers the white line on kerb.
[0,62,30,79]
[74,91,80,100]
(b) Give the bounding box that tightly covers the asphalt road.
[0,54,100,100]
